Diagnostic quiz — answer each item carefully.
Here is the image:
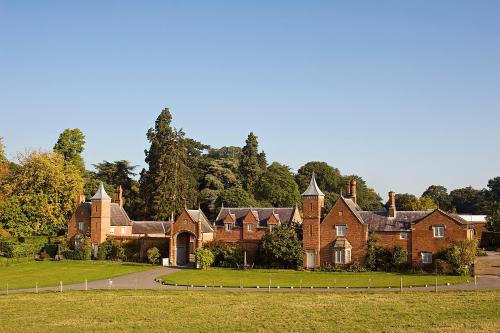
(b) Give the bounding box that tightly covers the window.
[269,225,275,234]
[336,225,346,237]
[421,252,433,264]
[110,227,115,235]
[121,227,126,235]
[225,223,232,232]
[78,222,85,232]
[433,226,444,238]
[334,249,351,264]
[247,223,253,232]
[338,211,343,217]
[400,232,408,240]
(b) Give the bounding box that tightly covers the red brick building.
[67,184,213,265]
[302,175,479,269]
[213,206,302,262]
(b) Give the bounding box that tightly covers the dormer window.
[225,223,232,232]
[247,223,253,232]
[269,225,275,234]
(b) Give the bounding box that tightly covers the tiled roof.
[187,209,214,233]
[215,207,299,227]
[81,202,132,226]
[340,197,365,224]
[302,173,325,197]
[132,221,170,235]
[332,237,352,249]
[358,211,431,231]
[91,183,111,200]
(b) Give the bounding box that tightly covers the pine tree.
[239,132,262,194]
[141,109,196,220]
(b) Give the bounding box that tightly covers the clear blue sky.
[1,1,499,199]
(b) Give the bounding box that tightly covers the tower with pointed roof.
[302,173,324,269]
[90,183,112,246]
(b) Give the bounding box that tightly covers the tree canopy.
[53,128,86,174]
[141,108,196,219]
[0,151,84,236]
[255,162,301,207]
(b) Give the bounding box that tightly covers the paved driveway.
[475,251,500,277]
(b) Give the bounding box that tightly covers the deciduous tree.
[53,128,86,174]
[0,151,84,236]
[255,162,301,207]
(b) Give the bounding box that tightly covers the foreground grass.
[0,260,155,290]
[159,268,470,288]
[0,290,498,332]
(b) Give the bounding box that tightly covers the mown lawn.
[0,260,155,290]
[158,268,470,288]
[0,290,498,332]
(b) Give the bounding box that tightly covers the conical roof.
[91,183,111,200]
[301,173,325,197]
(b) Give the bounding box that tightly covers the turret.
[90,183,111,245]
[302,172,325,219]
[302,173,324,269]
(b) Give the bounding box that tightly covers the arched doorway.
[176,232,195,266]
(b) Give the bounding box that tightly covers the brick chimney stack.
[388,191,396,218]
[350,180,357,204]
[345,180,351,197]
[115,186,124,208]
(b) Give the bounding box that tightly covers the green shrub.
[257,225,304,269]
[437,239,478,276]
[0,238,44,258]
[195,248,215,269]
[147,247,160,265]
[203,241,244,268]
[95,237,125,261]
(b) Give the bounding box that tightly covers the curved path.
[2,252,500,294]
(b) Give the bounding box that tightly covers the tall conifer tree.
[141,108,196,220]
[239,132,262,194]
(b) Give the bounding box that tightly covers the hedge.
[0,238,44,258]
[480,232,500,251]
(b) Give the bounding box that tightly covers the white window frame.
[225,223,232,232]
[247,223,253,232]
[336,225,346,237]
[334,249,351,264]
[400,232,408,240]
[269,224,275,234]
[421,252,433,264]
[433,226,444,238]
[110,227,115,235]
[121,227,126,235]
[78,222,85,232]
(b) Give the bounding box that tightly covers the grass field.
[0,290,498,332]
[0,260,155,290]
[158,268,470,288]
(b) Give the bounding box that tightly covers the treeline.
[0,108,499,237]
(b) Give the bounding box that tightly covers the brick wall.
[411,210,468,265]
[320,198,368,265]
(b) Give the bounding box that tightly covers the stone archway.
[173,231,196,266]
